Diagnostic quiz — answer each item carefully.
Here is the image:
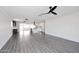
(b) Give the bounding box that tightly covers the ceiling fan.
[39,6,57,16]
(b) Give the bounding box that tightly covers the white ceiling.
[0,6,79,22]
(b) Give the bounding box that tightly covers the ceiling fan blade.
[52,12,57,15]
[38,13,49,16]
[39,6,58,16]
[51,6,57,11]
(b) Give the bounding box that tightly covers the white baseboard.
[46,32,79,43]
[0,32,12,49]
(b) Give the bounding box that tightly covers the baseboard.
[0,33,12,50]
[46,32,79,43]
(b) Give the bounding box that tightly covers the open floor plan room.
[0,6,79,53]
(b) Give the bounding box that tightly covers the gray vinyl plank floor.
[0,33,79,53]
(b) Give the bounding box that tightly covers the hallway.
[1,33,79,53]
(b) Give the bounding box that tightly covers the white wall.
[46,12,79,42]
[0,8,12,49]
